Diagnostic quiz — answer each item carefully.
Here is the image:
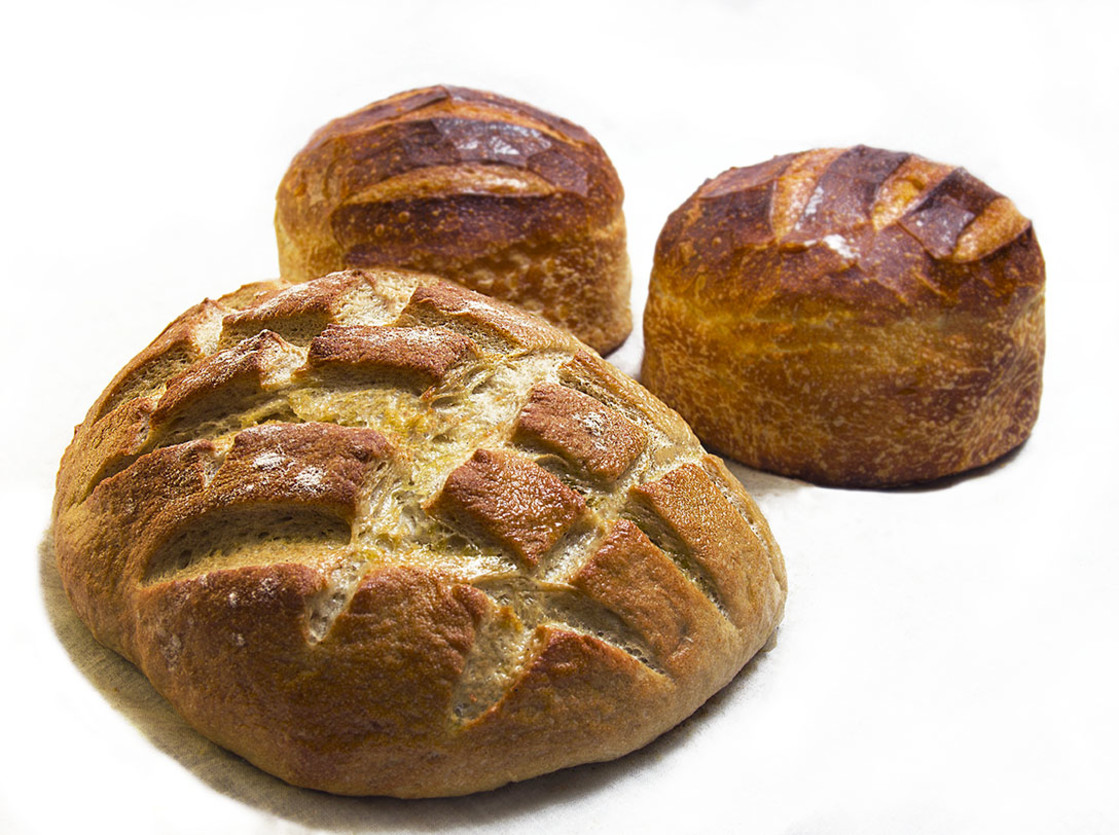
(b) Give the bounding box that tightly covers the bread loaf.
[643,145,1046,488]
[53,268,786,797]
[275,85,632,354]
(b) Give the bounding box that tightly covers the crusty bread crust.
[275,86,632,354]
[53,268,785,797]
[643,146,1046,488]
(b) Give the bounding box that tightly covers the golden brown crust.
[570,519,734,679]
[275,85,632,354]
[307,324,478,391]
[514,383,648,482]
[53,268,785,797]
[643,145,1046,487]
[427,448,588,566]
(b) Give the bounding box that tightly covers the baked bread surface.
[275,85,632,354]
[643,145,1046,487]
[53,268,785,797]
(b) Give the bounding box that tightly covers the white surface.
[3,1,1117,832]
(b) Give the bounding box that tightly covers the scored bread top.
[643,146,1045,487]
[653,145,1044,322]
[287,85,618,215]
[53,268,786,797]
[274,85,633,354]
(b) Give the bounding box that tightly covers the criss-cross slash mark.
[423,442,740,726]
[140,424,395,595]
[86,275,756,736]
[450,574,664,723]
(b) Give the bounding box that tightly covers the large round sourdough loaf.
[643,145,1046,488]
[53,268,786,797]
[275,85,633,354]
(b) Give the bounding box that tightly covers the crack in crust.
[53,267,786,797]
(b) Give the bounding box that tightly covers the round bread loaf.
[643,145,1046,488]
[53,268,786,797]
[275,85,632,354]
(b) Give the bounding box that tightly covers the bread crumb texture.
[644,145,1045,487]
[53,268,785,797]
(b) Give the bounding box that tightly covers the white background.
[3,1,1117,832]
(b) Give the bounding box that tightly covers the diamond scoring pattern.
[63,272,763,719]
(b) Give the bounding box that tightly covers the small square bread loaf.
[53,268,786,797]
[643,146,1046,488]
[275,85,632,354]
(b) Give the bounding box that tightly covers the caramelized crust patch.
[951,196,1032,262]
[221,272,364,338]
[788,145,909,240]
[514,383,646,481]
[300,87,598,199]
[60,397,157,509]
[93,299,227,420]
[899,167,1003,259]
[872,154,956,230]
[691,154,798,249]
[90,439,220,520]
[570,520,728,675]
[428,449,586,565]
[628,463,765,628]
[470,624,666,736]
[396,283,563,352]
[153,331,303,426]
[137,424,392,584]
[212,423,394,516]
[308,324,478,390]
[770,147,848,238]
